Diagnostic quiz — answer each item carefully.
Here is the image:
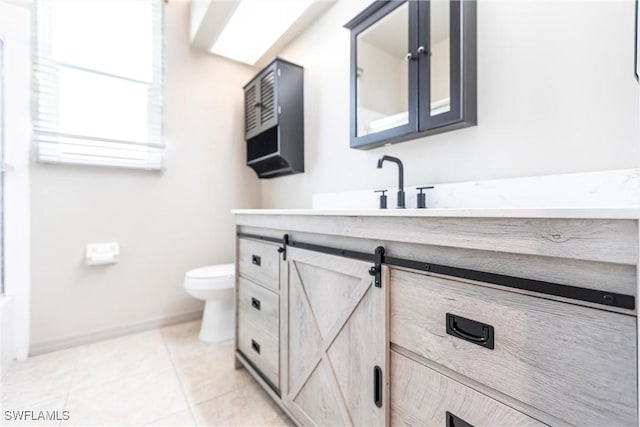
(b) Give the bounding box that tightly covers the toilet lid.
[186,263,235,279]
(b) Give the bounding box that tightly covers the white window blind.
[34,0,164,170]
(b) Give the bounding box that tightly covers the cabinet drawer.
[391,351,545,427]
[237,277,279,388]
[238,238,280,290]
[390,268,637,427]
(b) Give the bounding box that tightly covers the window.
[34,0,164,170]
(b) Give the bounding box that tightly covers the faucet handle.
[374,190,388,209]
[416,186,434,209]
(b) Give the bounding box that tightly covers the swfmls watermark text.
[4,410,70,422]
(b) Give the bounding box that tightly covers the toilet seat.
[183,263,235,291]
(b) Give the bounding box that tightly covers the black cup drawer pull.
[446,412,474,427]
[251,297,261,311]
[446,313,494,350]
[251,255,261,266]
[251,339,261,354]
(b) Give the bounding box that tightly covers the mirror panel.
[430,0,451,116]
[356,2,409,137]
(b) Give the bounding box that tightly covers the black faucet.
[377,155,405,208]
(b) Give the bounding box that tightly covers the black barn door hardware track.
[236,232,282,244]
[383,255,635,310]
[236,232,635,310]
[287,239,375,263]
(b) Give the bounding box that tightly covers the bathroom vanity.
[232,209,639,426]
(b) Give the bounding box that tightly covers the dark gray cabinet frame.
[243,58,304,179]
[345,0,476,150]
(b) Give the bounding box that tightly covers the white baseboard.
[29,310,203,356]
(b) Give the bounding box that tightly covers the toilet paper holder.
[86,242,119,266]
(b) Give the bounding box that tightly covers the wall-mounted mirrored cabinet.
[345,0,476,149]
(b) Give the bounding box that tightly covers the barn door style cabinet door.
[282,246,389,427]
[345,0,477,149]
[243,58,304,179]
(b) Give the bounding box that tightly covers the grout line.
[185,386,244,424]
[53,348,81,427]
[57,338,165,396]
[183,364,256,409]
[0,353,78,417]
[59,375,74,427]
[63,327,189,426]
[159,326,198,426]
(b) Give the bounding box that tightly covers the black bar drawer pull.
[251,339,261,354]
[446,412,474,427]
[446,313,494,350]
[373,365,382,408]
[251,255,261,266]
[251,297,261,311]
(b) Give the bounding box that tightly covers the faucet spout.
[377,155,405,208]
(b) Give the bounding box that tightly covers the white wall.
[262,0,640,208]
[0,0,31,371]
[26,0,640,348]
[29,1,261,350]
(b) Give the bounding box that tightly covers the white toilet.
[183,263,235,342]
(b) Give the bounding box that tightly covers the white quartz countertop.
[232,208,640,220]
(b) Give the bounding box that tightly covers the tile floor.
[1,321,293,427]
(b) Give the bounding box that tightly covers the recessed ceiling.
[190,0,336,67]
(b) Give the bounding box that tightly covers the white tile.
[2,322,288,427]
[1,347,79,409]
[62,369,188,426]
[173,342,252,406]
[142,409,196,427]
[70,330,173,391]
[191,381,289,427]
[0,397,67,427]
[160,321,223,362]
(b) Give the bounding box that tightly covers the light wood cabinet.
[390,351,546,427]
[234,214,639,427]
[237,277,280,388]
[238,238,280,291]
[235,237,283,395]
[282,247,388,427]
[390,267,637,427]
